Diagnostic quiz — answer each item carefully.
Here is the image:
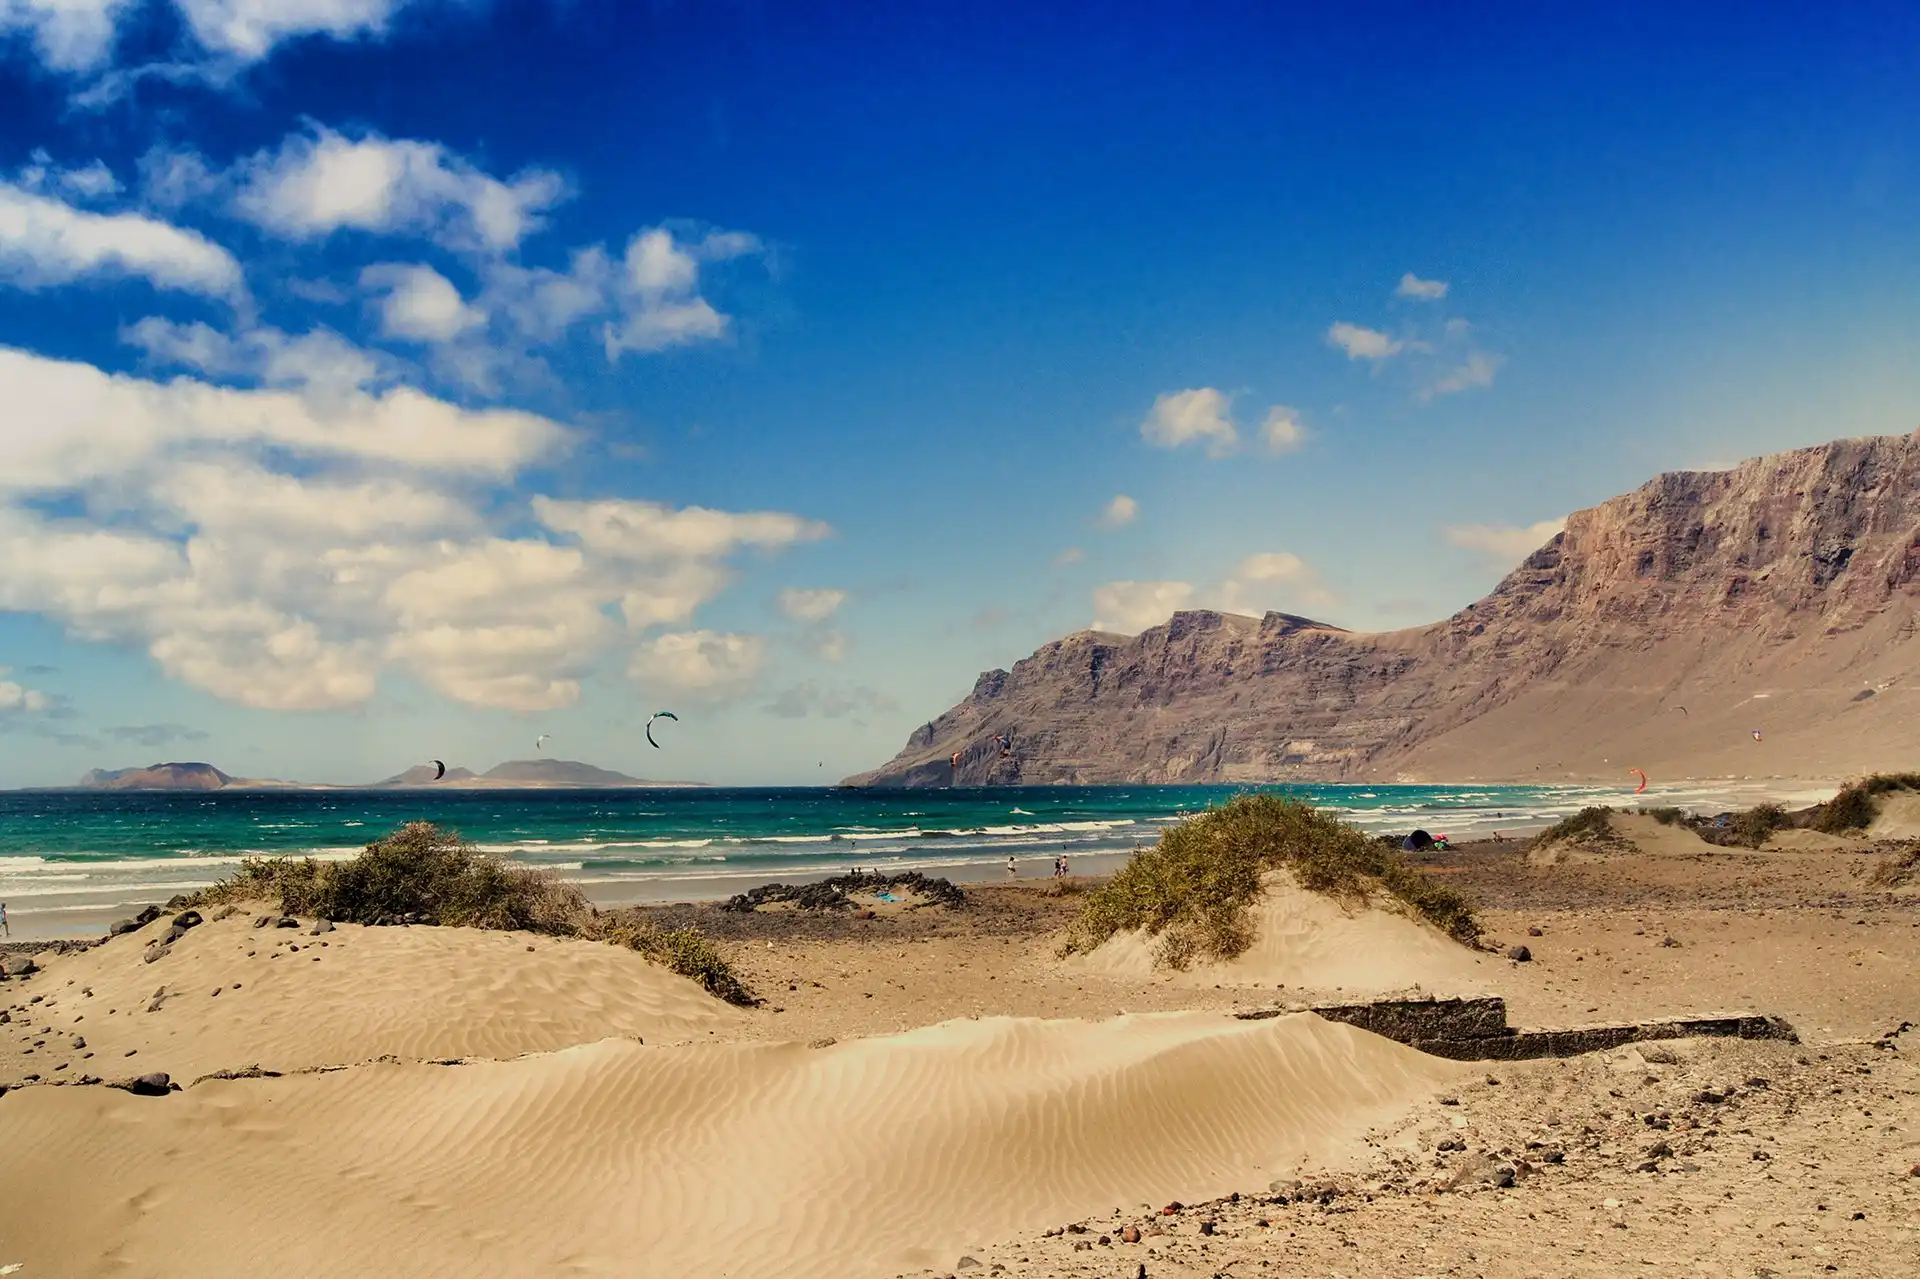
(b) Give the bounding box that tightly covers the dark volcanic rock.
[722,871,966,913]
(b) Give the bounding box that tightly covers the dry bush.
[193,821,754,1004]
[1058,793,1479,970]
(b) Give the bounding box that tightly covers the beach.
[0,784,1914,1277]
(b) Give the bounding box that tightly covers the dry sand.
[0,811,1915,1278]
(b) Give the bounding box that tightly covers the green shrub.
[1539,806,1616,843]
[191,821,755,1005]
[585,920,760,1007]
[1812,773,1920,833]
[1637,806,1686,826]
[1726,803,1787,848]
[1058,794,1479,969]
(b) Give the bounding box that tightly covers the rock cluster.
[722,871,966,913]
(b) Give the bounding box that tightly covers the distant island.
[61,759,699,791]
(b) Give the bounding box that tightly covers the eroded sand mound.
[1068,870,1493,998]
[0,1010,1464,1279]
[1868,791,1920,839]
[0,910,739,1082]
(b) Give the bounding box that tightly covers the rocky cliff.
[850,430,1920,786]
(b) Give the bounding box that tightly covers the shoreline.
[0,778,1842,943]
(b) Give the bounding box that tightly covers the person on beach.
[1006,855,1016,877]
[1,901,8,936]
[1052,855,1063,878]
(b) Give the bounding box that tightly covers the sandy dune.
[0,1010,1464,1279]
[1070,870,1494,999]
[0,911,738,1082]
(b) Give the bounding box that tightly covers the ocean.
[0,780,1747,938]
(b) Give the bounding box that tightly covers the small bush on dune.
[1059,794,1479,970]
[1812,773,1920,834]
[192,822,754,1004]
[585,920,759,1007]
[1726,803,1787,849]
[1539,806,1616,843]
[1637,806,1687,826]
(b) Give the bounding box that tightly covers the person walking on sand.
[1006,855,1016,877]
[1,901,8,937]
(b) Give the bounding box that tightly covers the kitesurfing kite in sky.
[535,734,552,752]
[645,711,679,749]
[431,759,445,781]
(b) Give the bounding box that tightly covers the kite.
[645,711,679,749]
[1675,706,1688,716]
[431,759,446,781]
[1630,768,1647,794]
[535,734,552,752]
[1751,729,1763,742]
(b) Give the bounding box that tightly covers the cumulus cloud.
[1097,494,1138,529]
[0,670,55,716]
[777,588,846,623]
[1442,517,1566,566]
[603,226,761,358]
[234,126,567,253]
[1395,272,1448,301]
[360,262,486,342]
[1092,551,1336,635]
[1422,350,1504,400]
[173,0,430,62]
[1327,321,1403,361]
[122,316,383,392]
[5,0,448,74]
[1140,387,1237,457]
[0,347,822,712]
[0,181,244,299]
[1259,406,1306,455]
[0,0,131,71]
[629,630,765,698]
[1092,580,1197,634]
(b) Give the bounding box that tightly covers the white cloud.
[1092,580,1196,634]
[1259,406,1306,455]
[235,126,567,253]
[1140,387,1238,457]
[1097,494,1138,529]
[1422,350,1503,400]
[777,587,846,623]
[173,0,424,62]
[16,151,122,200]
[603,226,760,358]
[122,317,383,392]
[808,629,848,663]
[1092,550,1336,635]
[485,246,615,342]
[0,0,131,71]
[0,182,243,299]
[0,349,825,713]
[629,630,765,697]
[1442,517,1566,566]
[1396,272,1448,301]
[1215,551,1336,614]
[360,262,486,343]
[1054,547,1084,566]
[1327,321,1403,361]
[0,671,54,716]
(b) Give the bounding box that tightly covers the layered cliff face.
[850,431,1920,786]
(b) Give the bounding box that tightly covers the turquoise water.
[0,782,1652,933]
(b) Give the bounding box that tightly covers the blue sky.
[1,0,1918,785]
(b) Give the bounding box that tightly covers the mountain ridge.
[849,430,1920,787]
[61,759,698,791]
